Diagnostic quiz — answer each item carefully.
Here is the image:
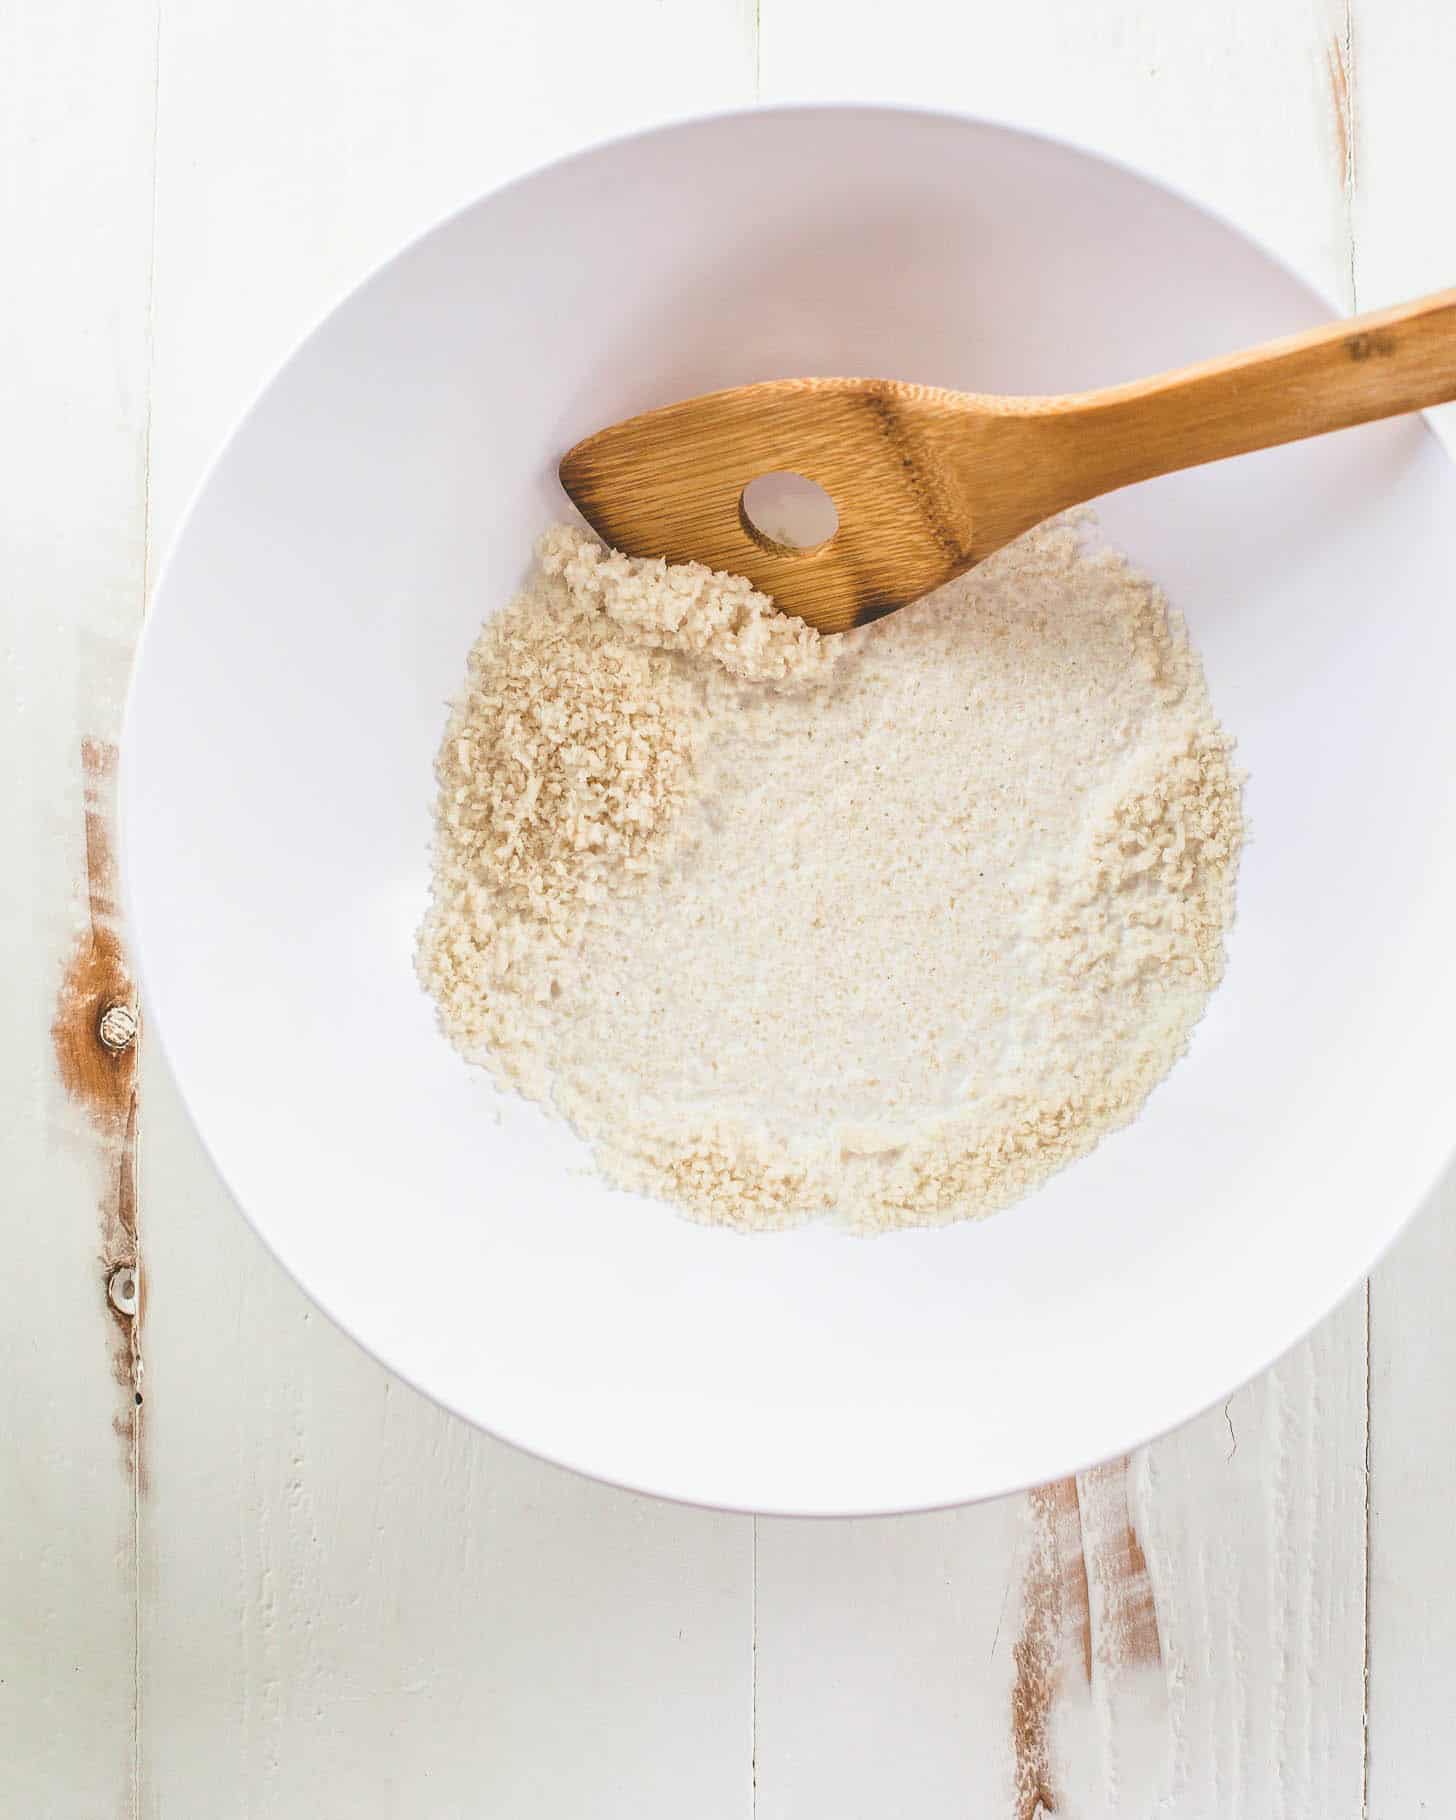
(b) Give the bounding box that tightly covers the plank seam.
[1342,14,1369,1816]
[133,4,166,1813]
[1362,1279,1372,1820]
[751,1516,759,1818]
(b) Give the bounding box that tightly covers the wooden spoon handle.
[925,288,1456,568]
[1030,287,1456,514]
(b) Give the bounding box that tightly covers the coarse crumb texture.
[417,517,1244,1234]
[539,523,833,684]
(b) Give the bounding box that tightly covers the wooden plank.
[0,1,159,1812]
[761,0,1358,307]
[136,3,757,1815]
[137,1110,752,1817]
[1352,8,1456,1811]
[145,0,759,557]
[1367,1171,1456,1817]
[1345,0,1456,438]
[757,1305,1368,1818]
[754,3,1372,1814]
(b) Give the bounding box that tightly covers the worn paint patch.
[1078,1457,1163,1671]
[1012,1478,1091,1817]
[1326,23,1357,203]
[53,742,137,1137]
[1012,1458,1166,1812]
[52,738,143,1479]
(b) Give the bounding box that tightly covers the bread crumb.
[418,516,1244,1234]
[539,523,833,683]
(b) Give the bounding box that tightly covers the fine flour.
[418,518,1243,1233]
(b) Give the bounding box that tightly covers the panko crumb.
[539,523,835,684]
[418,516,1244,1235]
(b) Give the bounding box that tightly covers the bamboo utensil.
[560,287,1456,633]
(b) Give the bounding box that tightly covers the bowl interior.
[123,108,1456,1514]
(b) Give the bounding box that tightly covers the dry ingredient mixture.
[417,517,1243,1233]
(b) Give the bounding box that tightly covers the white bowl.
[123,106,1456,1515]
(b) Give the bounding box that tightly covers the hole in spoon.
[739,472,839,556]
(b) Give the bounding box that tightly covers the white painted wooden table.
[6,3,1456,1813]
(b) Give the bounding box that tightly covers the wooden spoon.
[559,287,1456,634]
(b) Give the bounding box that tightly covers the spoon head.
[558,378,970,634]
